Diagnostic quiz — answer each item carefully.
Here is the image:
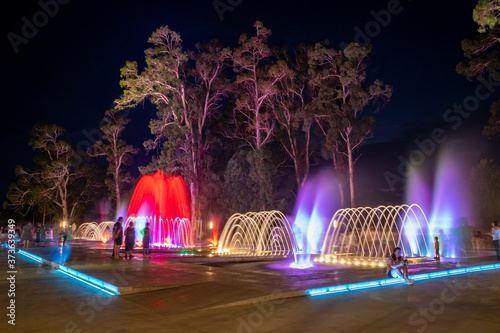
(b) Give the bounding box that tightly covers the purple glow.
[291,170,340,268]
[406,147,473,258]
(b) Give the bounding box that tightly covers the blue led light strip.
[17,250,119,295]
[18,250,43,263]
[58,265,120,295]
[58,269,117,296]
[306,263,500,297]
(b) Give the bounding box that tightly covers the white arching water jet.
[321,204,433,262]
[217,211,297,256]
[73,221,115,243]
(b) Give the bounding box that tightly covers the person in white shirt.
[387,247,414,285]
[491,221,500,261]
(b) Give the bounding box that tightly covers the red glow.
[126,171,192,246]
[210,213,223,247]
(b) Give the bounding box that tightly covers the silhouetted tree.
[115,27,230,227]
[88,108,138,214]
[457,0,500,137]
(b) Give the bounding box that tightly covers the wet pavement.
[19,242,498,293]
[2,241,499,332]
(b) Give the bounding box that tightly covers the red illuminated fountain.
[125,171,193,247]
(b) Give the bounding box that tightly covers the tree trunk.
[332,147,345,208]
[115,166,121,216]
[346,135,356,208]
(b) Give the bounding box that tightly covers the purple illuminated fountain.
[406,147,473,258]
[290,170,340,268]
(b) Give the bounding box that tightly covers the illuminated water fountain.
[124,171,193,248]
[290,170,340,268]
[73,222,115,243]
[320,204,434,264]
[406,147,474,258]
[217,211,297,256]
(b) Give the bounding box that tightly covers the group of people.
[111,217,152,259]
[20,222,47,248]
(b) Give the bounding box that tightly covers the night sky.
[2,0,499,210]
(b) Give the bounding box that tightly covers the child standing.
[434,236,440,261]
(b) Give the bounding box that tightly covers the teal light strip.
[307,263,500,297]
[58,269,116,296]
[18,250,43,263]
[58,265,119,295]
[17,250,119,295]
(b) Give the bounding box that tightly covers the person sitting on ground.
[387,247,414,285]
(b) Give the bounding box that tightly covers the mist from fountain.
[290,170,340,268]
[406,147,474,258]
[125,171,193,247]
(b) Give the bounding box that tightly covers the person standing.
[124,222,136,259]
[142,222,151,258]
[434,236,440,261]
[59,228,68,247]
[40,224,46,247]
[35,223,41,247]
[113,217,123,259]
[491,221,500,261]
[21,223,33,248]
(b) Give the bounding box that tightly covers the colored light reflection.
[291,170,339,269]
[125,171,193,247]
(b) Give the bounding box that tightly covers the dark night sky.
[2,0,499,210]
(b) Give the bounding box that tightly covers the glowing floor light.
[58,265,119,295]
[307,263,500,297]
[18,250,119,296]
[18,250,43,263]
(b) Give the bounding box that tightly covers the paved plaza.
[1,242,500,332]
